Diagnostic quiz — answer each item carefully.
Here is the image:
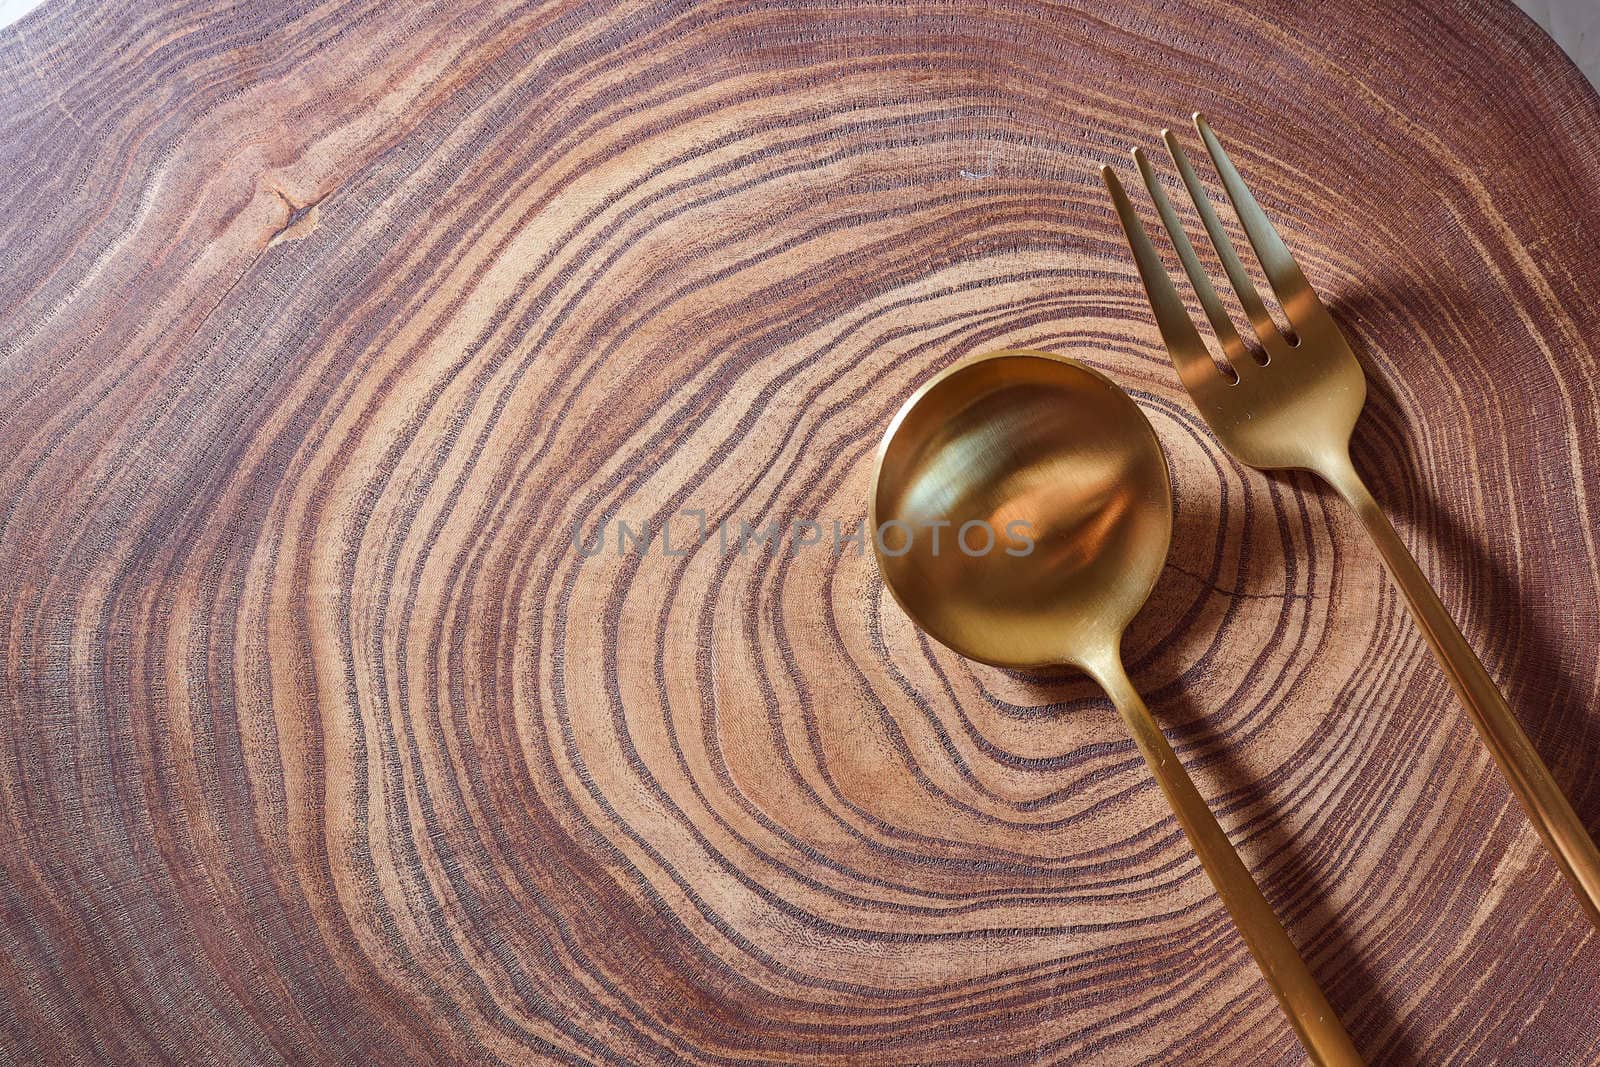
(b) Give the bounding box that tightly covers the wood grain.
[2,0,1599,1062]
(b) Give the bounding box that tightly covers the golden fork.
[1101,114,1600,929]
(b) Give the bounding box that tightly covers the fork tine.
[1100,166,1223,394]
[1162,129,1287,359]
[1193,114,1316,323]
[1132,148,1256,375]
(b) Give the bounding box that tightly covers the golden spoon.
[870,348,1361,1066]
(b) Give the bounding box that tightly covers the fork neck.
[1313,448,1381,520]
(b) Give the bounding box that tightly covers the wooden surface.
[3,1,1600,1063]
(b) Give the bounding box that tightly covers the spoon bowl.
[870,350,1170,669]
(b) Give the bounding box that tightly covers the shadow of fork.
[1320,291,1600,836]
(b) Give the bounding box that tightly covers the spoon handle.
[1088,653,1363,1067]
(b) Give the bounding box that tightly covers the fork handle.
[1323,454,1600,928]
